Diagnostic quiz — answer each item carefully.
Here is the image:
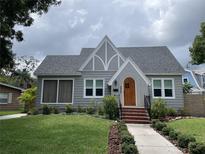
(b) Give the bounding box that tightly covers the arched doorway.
[124,77,136,106]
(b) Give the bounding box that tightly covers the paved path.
[0,113,27,120]
[127,124,183,154]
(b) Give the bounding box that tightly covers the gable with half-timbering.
[80,37,125,71]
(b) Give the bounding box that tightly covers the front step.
[121,108,150,124]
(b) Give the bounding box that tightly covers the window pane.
[165,89,173,97]
[154,89,161,97]
[96,80,103,87]
[183,78,188,83]
[58,80,73,103]
[164,80,172,89]
[43,80,57,103]
[96,89,103,96]
[153,80,161,89]
[86,89,93,96]
[0,93,8,103]
[86,80,93,87]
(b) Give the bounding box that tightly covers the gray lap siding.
[147,75,184,110]
[36,71,115,108]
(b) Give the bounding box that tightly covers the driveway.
[0,113,27,120]
[127,124,183,154]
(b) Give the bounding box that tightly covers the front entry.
[124,77,136,106]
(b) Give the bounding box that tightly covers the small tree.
[18,87,37,113]
[151,99,167,119]
[183,83,193,94]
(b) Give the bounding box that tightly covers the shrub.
[42,105,51,115]
[155,121,167,131]
[86,106,95,114]
[169,130,180,140]
[167,108,177,116]
[151,99,167,119]
[97,105,104,115]
[66,104,73,114]
[122,143,139,154]
[77,105,85,113]
[121,134,135,144]
[183,83,192,94]
[103,96,118,120]
[178,134,196,148]
[188,142,205,154]
[52,107,59,114]
[151,119,160,128]
[162,126,173,136]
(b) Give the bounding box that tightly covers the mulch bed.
[108,124,121,154]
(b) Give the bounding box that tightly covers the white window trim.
[84,78,105,98]
[41,78,74,104]
[152,78,175,99]
[0,93,9,104]
[182,77,189,84]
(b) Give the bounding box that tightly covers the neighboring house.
[0,82,24,110]
[34,36,184,122]
[183,69,205,93]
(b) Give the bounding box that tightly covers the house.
[0,82,24,110]
[34,36,184,123]
[183,69,205,93]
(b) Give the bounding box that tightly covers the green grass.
[168,118,205,143]
[0,115,111,154]
[0,110,22,116]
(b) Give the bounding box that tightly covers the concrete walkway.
[127,124,183,154]
[0,113,27,120]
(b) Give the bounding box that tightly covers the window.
[85,80,93,96]
[183,77,188,84]
[96,80,103,96]
[153,80,162,97]
[84,79,104,97]
[152,79,174,98]
[0,93,8,104]
[42,79,73,103]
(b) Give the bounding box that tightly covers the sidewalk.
[127,124,183,154]
[0,113,27,120]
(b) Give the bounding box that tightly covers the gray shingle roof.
[34,46,184,76]
[118,46,184,74]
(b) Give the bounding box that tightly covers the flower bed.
[108,121,139,154]
[151,119,205,154]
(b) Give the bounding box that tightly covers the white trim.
[108,58,150,86]
[151,78,175,99]
[145,73,183,75]
[41,78,74,104]
[94,55,106,70]
[0,82,24,91]
[79,35,125,71]
[83,78,105,98]
[0,92,9,104]
[185,69,203,90]
[106,54,118,70]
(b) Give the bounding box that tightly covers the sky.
[13,0,205,67]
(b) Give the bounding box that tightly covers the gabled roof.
[0,82,24,91]
[34,38,184,76]
[108,58,150,86]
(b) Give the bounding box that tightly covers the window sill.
[41,102,73,104]
[153,96,175,99]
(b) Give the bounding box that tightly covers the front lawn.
[167,118,205,143]
[0,110,22,116]
[0,115,111,154]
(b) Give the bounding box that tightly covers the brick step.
[122,110,148,113]
[123,119,150,124]
[122,112,149,117]
[121,115,150,120]
[122,107,146,110]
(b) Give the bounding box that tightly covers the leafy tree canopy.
[0,0,61,70]
[189,22,205,64]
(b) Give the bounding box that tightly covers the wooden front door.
[124,77,136,106]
